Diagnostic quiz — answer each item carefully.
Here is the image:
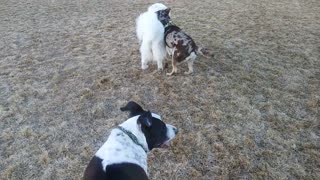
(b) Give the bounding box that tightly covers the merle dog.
[83,101,178,180]
[156,8,212,75]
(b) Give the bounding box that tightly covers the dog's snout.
[166,124,178,139]
[173,127,178,135]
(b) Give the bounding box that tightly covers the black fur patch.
[121,101,169,150]
[83,156,106,180]
[138,111,168,150]
[156,8,171,26]
[104,163,148,180]
[83,158,148,180]
[120,101,145,118]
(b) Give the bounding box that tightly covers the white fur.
[187,52,197,61]
[147,3,167,13]
[95,113,176,174]
[96,116,148,173]
[136,3,167,70]
[166,124,177,141]
[151,112,161,120]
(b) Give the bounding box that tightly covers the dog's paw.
[157,62,163,71]
[184,71,193,75]
[166,72,174,76]
[141,64,149,70]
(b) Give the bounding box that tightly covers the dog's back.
[84,158,148,180]
[84,162,148,180]
[165,25,198,62]
[83,128,149,180]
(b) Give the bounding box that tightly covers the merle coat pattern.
[157,8,210,75]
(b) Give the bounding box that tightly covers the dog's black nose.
[174,128,178,135]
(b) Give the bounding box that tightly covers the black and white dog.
[83,101,178,180]
[156,8,212,76]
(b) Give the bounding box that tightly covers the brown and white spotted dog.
[156,8,212,76]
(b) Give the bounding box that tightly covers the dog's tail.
[196,46,213,58]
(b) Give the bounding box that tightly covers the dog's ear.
[138,111,153,128]
[156,8,171,15]
[120,101,146,118]
[167,8,171,17]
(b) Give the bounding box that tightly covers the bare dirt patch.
[0,0,319,179]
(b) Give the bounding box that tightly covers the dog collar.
[117,126,148,153]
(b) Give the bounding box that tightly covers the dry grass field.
[1,0,319,179]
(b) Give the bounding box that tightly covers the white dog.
[136,3,169,70]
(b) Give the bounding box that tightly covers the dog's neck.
[161,20,173,28]
[117,126,148,153]
[116,116,149,152]
[95,116,149,173]
[163,21,179,36]
[164,20,174,28]
[164,21,179,42]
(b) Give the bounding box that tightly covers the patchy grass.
[0,0,319,179]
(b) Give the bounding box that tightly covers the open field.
[0,0,319,179]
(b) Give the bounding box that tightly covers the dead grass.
[0,0,319,179]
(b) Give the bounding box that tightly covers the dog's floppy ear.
[120,101,146,118]
[167,8,171,17]
[156,8,171,15]
[138,111,153,128]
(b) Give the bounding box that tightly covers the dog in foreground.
[83,101,178,180]
[156,8,212,75]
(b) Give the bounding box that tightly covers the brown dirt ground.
[1,0,319,179]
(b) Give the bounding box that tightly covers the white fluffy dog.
[136,3,168,70]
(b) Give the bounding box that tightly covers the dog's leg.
[185,60,194,75]
[157,60,163,71]
[167,50,177,76]
[166,60,176,76]
[184,52,197,75]
[164,47,172,69]
[152,42,166,71]
[140,40,152,69]
[166,46,172,59]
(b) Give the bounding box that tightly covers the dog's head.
[147,3,168,13]
[156,8,171,26]
[121,101,178,150]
